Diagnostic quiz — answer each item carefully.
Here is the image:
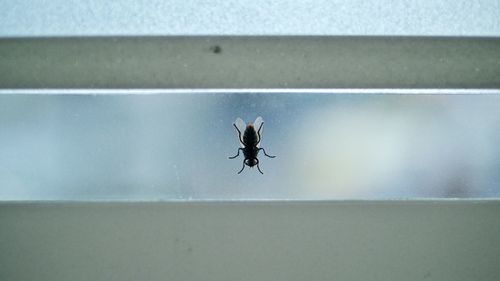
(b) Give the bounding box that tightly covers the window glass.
[1,91,499,200]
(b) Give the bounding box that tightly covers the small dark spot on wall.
[210,45,222,54]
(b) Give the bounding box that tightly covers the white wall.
[1,0,499,37]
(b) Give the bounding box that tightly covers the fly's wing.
[233,117,247,147]
[253,116,264,147]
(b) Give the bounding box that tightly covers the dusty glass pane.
[1,92,500,200]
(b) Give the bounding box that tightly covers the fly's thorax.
[243,145,258,156]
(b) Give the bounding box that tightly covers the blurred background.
[1,92,499,200]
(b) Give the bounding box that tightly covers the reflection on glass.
[0,93,499,200]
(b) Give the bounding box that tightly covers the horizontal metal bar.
[1,201,500,280]
[1,198,499,204]
[1,88,500,95]
[1,37,499,89]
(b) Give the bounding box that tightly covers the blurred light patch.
[291,96,500,198]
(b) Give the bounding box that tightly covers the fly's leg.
[233,123,246,146]
[256,122,264,144]
[256,158,264,174]
[238,160,246,174]
[256,165,264,174]
[229,148,243,159]
[258,148,276,158]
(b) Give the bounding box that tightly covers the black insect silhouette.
[229,116,276,174]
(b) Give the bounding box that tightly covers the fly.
[229,116,276,174]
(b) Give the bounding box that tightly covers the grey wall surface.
[1,201,499,281]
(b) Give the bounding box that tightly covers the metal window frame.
[1,36,499,89]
